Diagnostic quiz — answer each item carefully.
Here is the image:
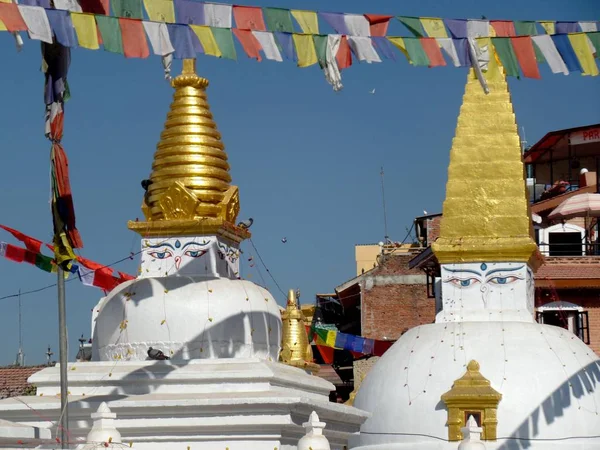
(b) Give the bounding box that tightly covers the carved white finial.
[85,402,122,446]
[457,416,486,449]
[297,411,330,450]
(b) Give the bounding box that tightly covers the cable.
[247,238,286,298]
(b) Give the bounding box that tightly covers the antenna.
[380,167,390,243]
[15,289,25,366]
[521,126,528,152]
[45,345,54,365]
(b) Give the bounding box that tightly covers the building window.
[538,223,586,257]
[536,302,590,344]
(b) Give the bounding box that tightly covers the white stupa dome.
[352,322,600,449]
[93,276,282,361]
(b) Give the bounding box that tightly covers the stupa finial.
[280,289,320,373]
[128,59,248,242]
[431,68,539,269]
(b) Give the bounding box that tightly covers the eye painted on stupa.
[488,276,522,285]
[446,277,481,288]
[184,249,206,258]
[148,249,173,260]
[182,241,209,258]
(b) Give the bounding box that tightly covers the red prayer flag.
[0,225,43,253]
[93,267,121,292]
[119,18,149,58]
[315,345,335,364]
[336,36,352,69]
[511,36,541,79]
[5,244,26,263]
[232,5,266,31]
[373,339,393,356]
[420,37,446,67]
[80,0,109,15]
[233,29,262,61]
[118,271,135,282]
[365,14,392,37]
[491,20,517,37]
[0,3,28,31]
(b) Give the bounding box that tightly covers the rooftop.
[0,366,47,399]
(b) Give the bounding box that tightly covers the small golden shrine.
[441,360,502,441]
[280,289,319,373]
[128,59,249,243]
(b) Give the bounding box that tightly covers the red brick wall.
[361,254,436,341]
[426,216,442,245]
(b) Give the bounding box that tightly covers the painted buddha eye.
[447,277,480,288]
[185,249,205,258]
[149,250,172,260]
[489,276,520,285]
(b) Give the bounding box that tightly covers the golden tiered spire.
[280,289,319,373]
[128,59,248,242]
[431,68,539,268]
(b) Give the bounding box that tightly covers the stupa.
[0,59,368,449]
[350,68,600,449]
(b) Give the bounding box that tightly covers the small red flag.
[5,244,26,263]
[511,36,541,79]
[0,225,43,253]
[232,6,266,31]
[365,14,392,37]
[420,37,447,67]
[336,36,352,70]
[0,3,27,31]
[119,18,149,58]
[233,29,263,61]
[491,20,517,37]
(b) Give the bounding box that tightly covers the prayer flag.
[511,36,540,78]
[588,32,600,59]
[291,9,318,34]
[212,27,236,59]
[444,18,467,38]
[0,225,43,253]
[568,33,599,76]
[4,243,26,263]
[169,23,198,58]
[18,5,52,42]
[552,34,583,72]
[119,17,149,58]
[373,339,393,357]
[143,21,174,56]
[492,37,520,77]
[349,335,364,353]
[398,16,425,37]
[233,28,262,61]
[191,25,221,57]
[79,0,108,15]
[325,330,337,348]
[71,12,99,49]
[556,21,578,34]
[531,35,568,74]
[46,10,77,47]
[365,14,392,37]
[263,7,293,33]
[292,33,317,67]
[323,34,342,90]
[112,0,142,19]
[539,21,555,35]
[342,14,370,37]
[143,0,174,23]
[319,12,348,35]
[388,36,409,61]
[334,332,349,349]
[372,36,397,60]
[514,21,537,37]
[420,37,446,66]
[203,3,231,28]
[491,20,516,37]
[437,38,461,66]
[275,31,295,60]
[233,5,265,31]
[404,37,430,66]
[95,15,123,53]
[347,36,381,63]
[467,19,489,38]
[455,38,474,67]
[362,338,375,354]
[579,22,598,33]
[174,0,203,25]
[253,31,283,61]
[0,3,28,32]
[420,17,448,38]
[313,34,327,67]
[336,35,352,69]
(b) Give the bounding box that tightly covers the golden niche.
[441,360,502,441]
[280,289,319,374]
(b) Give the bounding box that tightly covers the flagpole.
[57,266,69,448]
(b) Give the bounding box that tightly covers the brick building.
[0,366,46,399]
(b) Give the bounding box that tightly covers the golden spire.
[280,289,319,373]
[431,68,539,268]
[128,59,248,242]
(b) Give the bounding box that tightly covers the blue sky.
[0,0,599,365]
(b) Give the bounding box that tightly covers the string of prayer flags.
[311,325,394,357]
[0,225,43,253]
[552,34,584,72]
[568,33,599,76]
[78,266,132,292]
[0,242,56,273]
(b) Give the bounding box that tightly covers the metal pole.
[57,267,69,448]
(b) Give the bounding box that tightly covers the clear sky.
[0,0,598,365]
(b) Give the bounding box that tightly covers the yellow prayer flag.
[539,21,555,35]
[477,37,504,82]
[326,330,337,348]
[568,33,599,76]
[71,13,99,49]
[190,25,222,58]
[291,10,318,34]
[420,18,448,38]
[143,0,175,23]
[292,33,317,67]
[387,37,410,61]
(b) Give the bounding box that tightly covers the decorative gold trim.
[128,218,250,243]
[441,360,502,441]
[157,181,199,220]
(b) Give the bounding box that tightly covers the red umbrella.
[548,193,600,220]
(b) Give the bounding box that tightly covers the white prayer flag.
[347,36,381,63]
[324,34,343,91]
[143,21,175,56]
[437,38,461,67]
[468,38,489,94]
[578,22,598,32]
[343,14,370,37]
[18,5,52,43]
[204,3,232,28]
[532,35,569,75]
[252,31,283,62]
[467,19,490,38]
[53,0,82,13]
[78,267,95,287]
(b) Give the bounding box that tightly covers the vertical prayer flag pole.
[57,267,68,448]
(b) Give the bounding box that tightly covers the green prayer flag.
[397,16,425,37]
[514,21,537,36]
[532,41,546,64]
[112,0,143,19]
[315,328,329,343]
[96,16,124,54]
[313,35,328,68]
[211,28,236,60]
[403,37,430,66]
[35,253,54,273]
[588,32,600,60]
[263,7,294,33]
[492,37,520,77]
